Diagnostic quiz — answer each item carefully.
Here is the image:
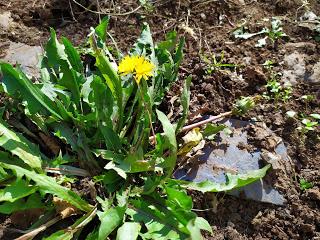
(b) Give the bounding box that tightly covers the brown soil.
[0,0,320,239]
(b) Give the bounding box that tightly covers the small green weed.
[300,178,314,190]
[202,51,238,74]
[233,18,287,49]
[286,111,319,134]
[263,60,292,103]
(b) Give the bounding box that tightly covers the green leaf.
[165,187,192,210]
[0,179,37,202]
[158,31,178,52]
[97,206,126,240]
[62,37,83,73]
[95,17,110,42]
[127,200,185,240]
[91,75,114,127]
[203,123,226,140]
[186,217,212,240]
[194,217,213,234]
[116,222,141,240]
[0,162,92,212]
[99,125,122,152]
[44,207,97,240]
[0,121,42,171]
[45,29,82,107]
[104,161,127,179]
[186,219,202,240]
[300,179,314,190]
[44,231,73,240]
[59,62,81,107]
[171,165,271,193]
[176,75,192,133]
[0,63,63,120]
[156,110,177,174]
[46,28,68,66]
[310,113,320,120]
[94,51,123,129]
[0,193,45,214]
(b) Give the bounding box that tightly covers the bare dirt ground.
[0,0,320,239]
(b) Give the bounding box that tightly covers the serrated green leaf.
[46,28,68,66]
[0,179,37,202]
[0,121,42,171]
[0,193,45,214]
[95,17,110,42]
[0,63,63,120]
[94,51,123,129]
[127,208,178,239]
[0,162,92,212]
[116,222,141,240]
[97,206,126,240]
[171,165,271,193]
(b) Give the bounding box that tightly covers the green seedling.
[233,18,287,49]
[202,51,238,74]
[300,95,315,102]
[264,80,292,102]
[232,96,256,116]
[297,118,319,133]
[263,59,292,102]
[300,178,314,190]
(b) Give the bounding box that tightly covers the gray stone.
[0,12,12,30]
[2,42,42,78]
[174,119,290,206]
[282,51,306,85]
[309,61,320,84]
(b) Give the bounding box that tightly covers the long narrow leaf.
[170,165,271,193]
[0,121,42,171]
[176,75,192,133]
[0,63,63,120]
[0,162,92,212]
[156,110,177,175]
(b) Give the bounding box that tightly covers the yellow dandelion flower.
[118,55,155,84]
[118,55,137,76]
[134,56,155,85]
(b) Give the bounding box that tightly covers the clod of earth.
[174,119,290,206]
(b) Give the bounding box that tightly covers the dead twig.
[71,0,142,16]
[149,111,232,142]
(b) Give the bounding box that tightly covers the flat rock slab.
[174,119,290,206]
[1,41,42,78]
